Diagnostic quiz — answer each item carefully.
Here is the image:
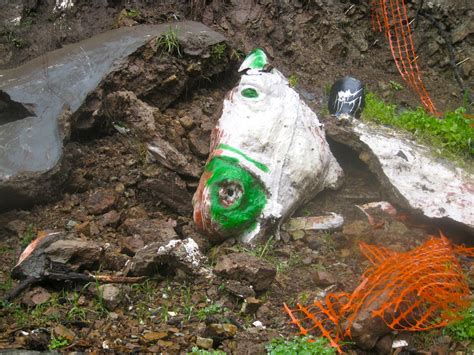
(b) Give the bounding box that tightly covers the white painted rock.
[193,49,343,243]
[354,122,474,229]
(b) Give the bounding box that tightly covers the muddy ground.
[0,0,473,354]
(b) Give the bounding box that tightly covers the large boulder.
[324,119,474,236]
[0,21,226,211]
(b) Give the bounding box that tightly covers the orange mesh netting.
[284,235,473,353]
[370,0,438,115]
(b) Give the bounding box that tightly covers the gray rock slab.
[0,21,225,211]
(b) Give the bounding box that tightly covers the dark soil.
[0,1,472,354]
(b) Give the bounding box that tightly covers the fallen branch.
[2,273,146,302]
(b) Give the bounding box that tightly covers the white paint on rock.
[354,122,474,228]
[209,68,343,243]
[157,238,212,277]
[282,213,344,232]
[54,0,74,12]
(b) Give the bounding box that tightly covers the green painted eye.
[241,88,259,98]
[206,156,266,233]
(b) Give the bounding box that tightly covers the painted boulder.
[193,49,343,243]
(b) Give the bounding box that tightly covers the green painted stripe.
[217,144,269,173]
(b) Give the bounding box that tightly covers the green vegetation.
[197,303,227,321]
[211,43,227,61]
[388,80,403,91]
[266,336,336,355]
[189,348,225,355]
[288,74,298,88]
[49,335,69,350]
[156,27,181,57]
[230,48,245,61]
[444,306,474,341]
[363,92,474,159]
[20,224,36,248]
[125,8,140,18]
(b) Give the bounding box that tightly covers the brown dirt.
[0,1,473,354]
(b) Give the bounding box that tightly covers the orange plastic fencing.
[370,0,438,115]
[284,236,473,353]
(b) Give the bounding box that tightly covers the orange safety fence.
[370,0,439,116]
[284,235,473,353]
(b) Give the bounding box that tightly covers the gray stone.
[214,253,276,291]
[121,217,177,245]
[98,284,123,311]
[85,189,118,215]
[0,22,225,212]
[324,119,474,235]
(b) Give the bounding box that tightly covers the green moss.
[362,92,474,160]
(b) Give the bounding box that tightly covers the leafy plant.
[266,336,336,355]
[389,80,403,91]
[211,43,227,61]
[125,8,140,18]
[444,305,474,341]
[156,27,181,57]
[363,92,474,159]
[49,335,69,350]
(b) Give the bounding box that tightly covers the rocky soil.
[0,0,473,354]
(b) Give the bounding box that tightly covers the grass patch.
[156,27,181,57]
[362,92,474,160]
[20,224,36,248]
[288,74,298,88]
[197,303,227,321]
[266,336,336,355]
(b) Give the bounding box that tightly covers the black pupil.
[227,188,234,197]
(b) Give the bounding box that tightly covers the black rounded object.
[328,77,365,118]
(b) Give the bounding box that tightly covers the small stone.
[179,115,195,130]
[121,217,177,245]
[115,183,125,194]
[189,128,210,158]
[214,253,276,291]
[53,324,75,343]
[120,235,145,256]
[244,297,262,314]
[340,248,351,258]
[375,334,392,354]
[206,323,238,340]
[22,287,51,307]
[6,220,27,235]
[225,280,256,299]
[313,270,336,287]
[66,220,78,230]
[86,189,118,215]
[26,328,50,351]
[98,284,122,311]
[75,221,91,236]
[290,230,305,240]
[98,210,121,228]
[142,331,168,342]
[196,336,213,349]
[343,220,372,238]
